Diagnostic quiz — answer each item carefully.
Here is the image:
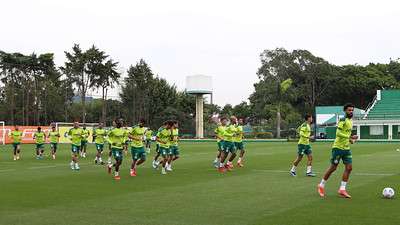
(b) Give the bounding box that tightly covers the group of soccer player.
[7,103,359,197]
[9,125,62,160]
[288,103,358,198]
[213,116,245,173]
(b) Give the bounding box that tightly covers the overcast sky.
[1,0,400,106]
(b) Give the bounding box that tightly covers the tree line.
[1,46,400,137]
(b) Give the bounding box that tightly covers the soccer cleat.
[318,184,325,197]
[306,172,316,177]
[166,165,173,172]
[130,169,137,177]
[94,159,98,164]
[226,161,234,169]
[338,189,351,198]
[52,155,56,160]
[16,156,20,160]
[161,168,167,175]
[237,161,244,167]
[218,166,226,173]
[107,165,112,174]
[213,160,219,168]
[75,164,80,170]
[225,164,232,171]
[70,162,75,170]
[290,171,297,177]
[114,175,121,180]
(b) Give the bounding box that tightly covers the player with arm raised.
[289,114,316,177]
[48,125,60,160]
[9,125,23,160]
[318,103,358,198]
[33,127,46,160]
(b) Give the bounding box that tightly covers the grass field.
[0,142,399,225]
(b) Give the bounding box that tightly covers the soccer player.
[318,103,358,198]
[235,118,245,167]
[156,120,173,175]
[219,116,238,172]
[48,125,60,160]
[107,120,117,165]
[33,127,46,159]
[128,118,147,176]
[145,128,153,153]
[289,114,316,177]
[68,122,84,170]
[166,120,180,171]
[107,119,126,180]
[9,125,23,160]
[152,121,168,169]
[80,124,90,158]
[93,122,107,165]
[213,118,227,168]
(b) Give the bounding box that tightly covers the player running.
[93,122,107,165]
[213,118,227,168]
[123,124,131,156]
[33,127,46,159]
[145,128,153,153]
[107,119,126,180]
[128,119,147,177]
[68,122,84,170]
[235,118,245,167]
[48,125,60,160]
[80,125,90,158]
[152,121,168,169]
[318,103,358,198]
[289,114,316,177]
[9,125,23,160]
[156,120,173,175]
[166,120,180,172]
[219,116,238,172]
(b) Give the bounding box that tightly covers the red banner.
[1,126,51,144]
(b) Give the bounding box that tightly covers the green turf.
[0,142,399,225]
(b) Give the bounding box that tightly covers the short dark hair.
[304,114,312,120]
[343,103,355,111]
[139,118,146,124]
[115,118,123,128]
[220,117,227,121]
[38,127,41,130]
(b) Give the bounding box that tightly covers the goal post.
[54,122,99,144]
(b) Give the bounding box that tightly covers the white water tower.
[186,75,213,138]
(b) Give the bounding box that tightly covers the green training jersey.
[82,129,90,141]
[224,124,237,142]
[94,128,107,144]
[298,122,311,145]
[234,125,244,143]
[33,131,45,144]
[68,128,83,146]
[9,130,23,143]
[145,129,153,139]
[108,128,126,149]
[157,127,171,148]
[214,125,226,142]
[48,131,60,143]
[170,128,179,146]
[129,125,146,148]
[332,117,353,150]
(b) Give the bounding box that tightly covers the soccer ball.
[382,187,395,199]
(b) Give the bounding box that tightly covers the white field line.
[0,169,16,173]
[29,165,57,170]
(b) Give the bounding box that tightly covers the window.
[370,125,384,136]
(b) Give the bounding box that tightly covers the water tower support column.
[195,94,204,138]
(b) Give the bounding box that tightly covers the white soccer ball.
[382,187,395,199]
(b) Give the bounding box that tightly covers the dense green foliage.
[1,46,400,136]
[0,142,399,225]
